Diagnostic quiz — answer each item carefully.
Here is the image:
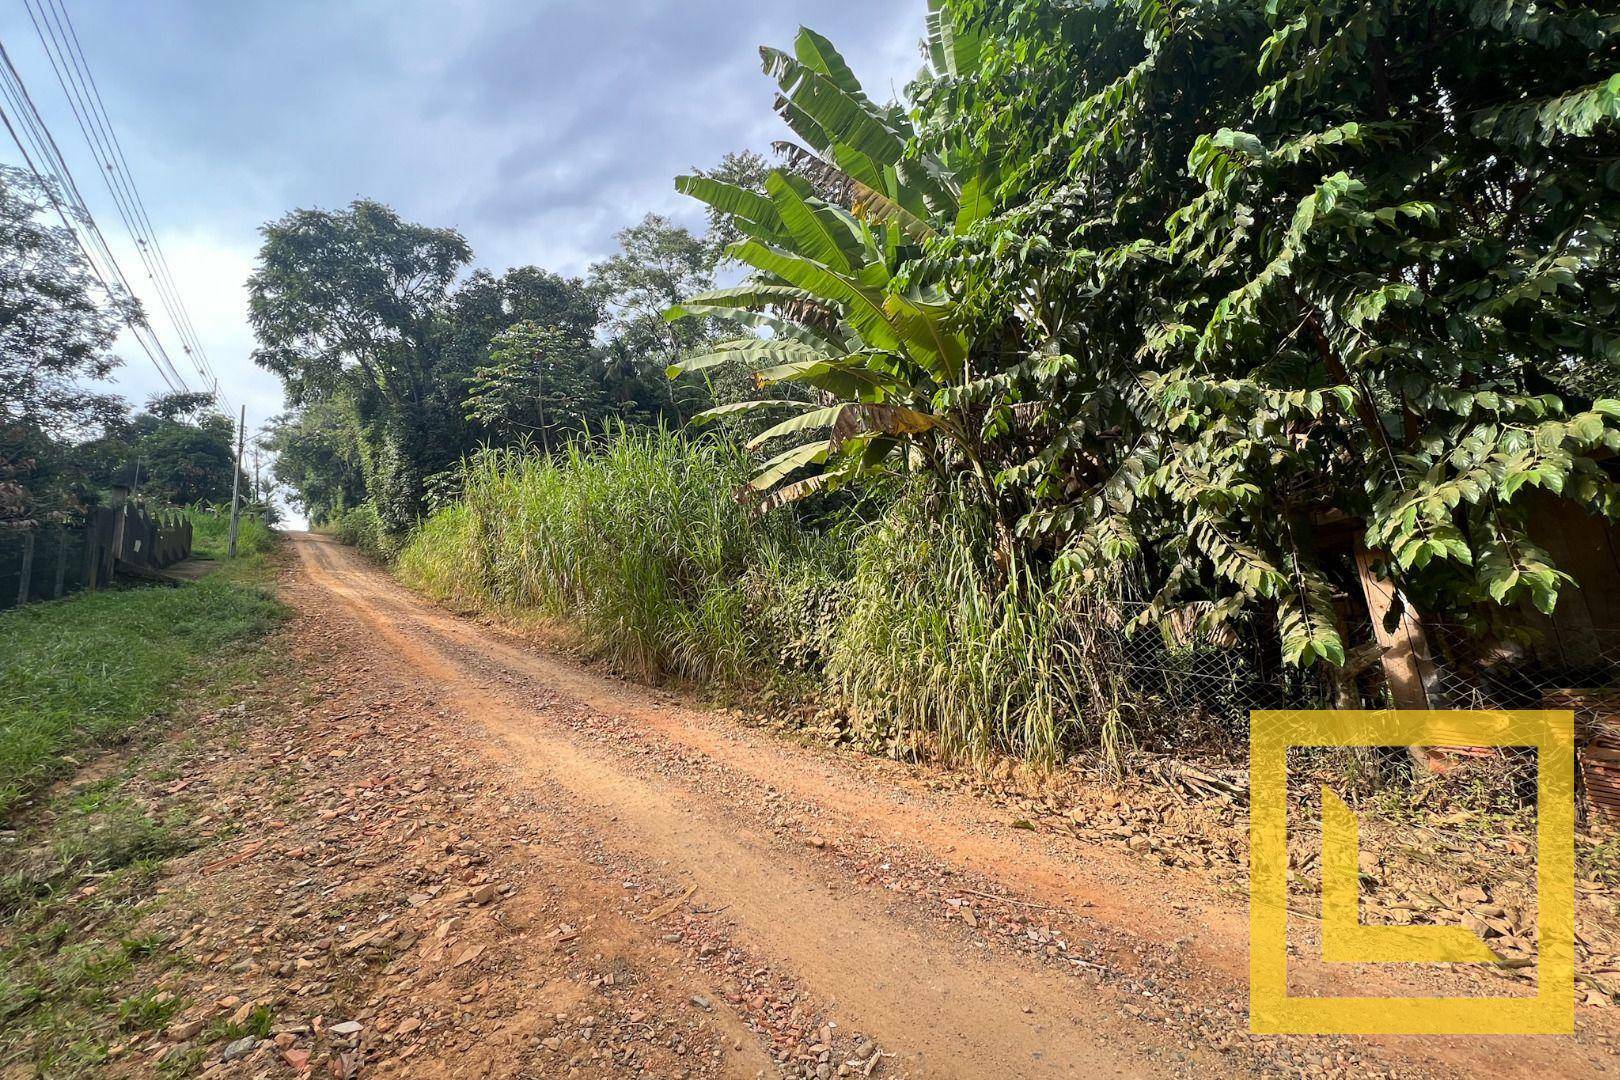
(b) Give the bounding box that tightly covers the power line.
[0,39,190,393]
[35,0,224,398]
[0,40,191,394]
[17,0,231,413]
[32,0,221,401]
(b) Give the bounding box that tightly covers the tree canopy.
[254,203,734,531]
[0,166,130,525]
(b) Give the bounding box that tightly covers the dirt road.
[281,531,1616,1079]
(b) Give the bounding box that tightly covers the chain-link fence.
[1077,600,1334,751]
[1079,599,1620,817]
[0,507,194,611]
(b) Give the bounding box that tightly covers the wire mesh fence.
[1078,599,1620,818]
[0,506,194,612]
[1077,601,1333,750]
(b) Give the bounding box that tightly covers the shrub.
[399,430,1141,769]
[827,483,1126,770]
[186,510,276,560]
[328,502,400,562]
[396,427,848,685]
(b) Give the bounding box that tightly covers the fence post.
[15,530,34,607]
[81,517,99,591]
[53,527,68,598]
[110,505,128,577]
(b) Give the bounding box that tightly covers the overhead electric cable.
[19,0,230,411]
[0,44,190,393]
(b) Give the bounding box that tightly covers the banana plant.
[665,9,1000,512]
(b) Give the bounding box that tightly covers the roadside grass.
[396,428,850,687]
[186,509,276,561]
[326,501,401,562]
[0,545,283,820]
[826,484,1116,769]
[392,432,1130,769]
[0,779,202,1075]
[0,547,285,1075]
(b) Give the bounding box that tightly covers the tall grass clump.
[327,502,401,562]
[186,510,276,560]
[396,426,848,685]
[828,484,1125,770]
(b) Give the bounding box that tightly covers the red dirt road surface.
[140,532,1615,1078]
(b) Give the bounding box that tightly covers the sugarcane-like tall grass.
[397,427,844,685]
[398,429,1129,770]
[826,484,1126,771]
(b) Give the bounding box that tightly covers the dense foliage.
[671,0,1620,665]
[72,393,241,507]
[0,168,126,526]
[291,0,1620,767]
[396,429,847,685]
[0,169,246,524]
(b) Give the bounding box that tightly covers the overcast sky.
[0,0,926,441]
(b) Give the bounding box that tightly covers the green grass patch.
[186,510,276,561]
[0,552,282,819]
[0,549,286,1075]
[826,483,1122,768]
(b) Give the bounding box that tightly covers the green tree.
[248,200,472,531]
[265,399,367,525]
[592,215,719,362]
[667,21,997,519]
[465,322,603,453]
[73,393,241,507]
[678,0,1620,663]
[926,0,1620,659]
[689,151,773,258]
[588,215,720,421]
[0,166,128,524]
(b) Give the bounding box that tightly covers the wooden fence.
[0,504,193,611]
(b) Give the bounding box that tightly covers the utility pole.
[252,443,262,507]
[227,405,245,557]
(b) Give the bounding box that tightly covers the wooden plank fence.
[1,504,193,611]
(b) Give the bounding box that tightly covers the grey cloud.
[0,0,925,418]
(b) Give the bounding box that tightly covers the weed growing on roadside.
[187,510,276,560]
[398,433,1144,770]
[827,483,1121,769]
[397,428,850,686]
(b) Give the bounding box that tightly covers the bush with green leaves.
[674,0,1620,667]
[328,502,398,562]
